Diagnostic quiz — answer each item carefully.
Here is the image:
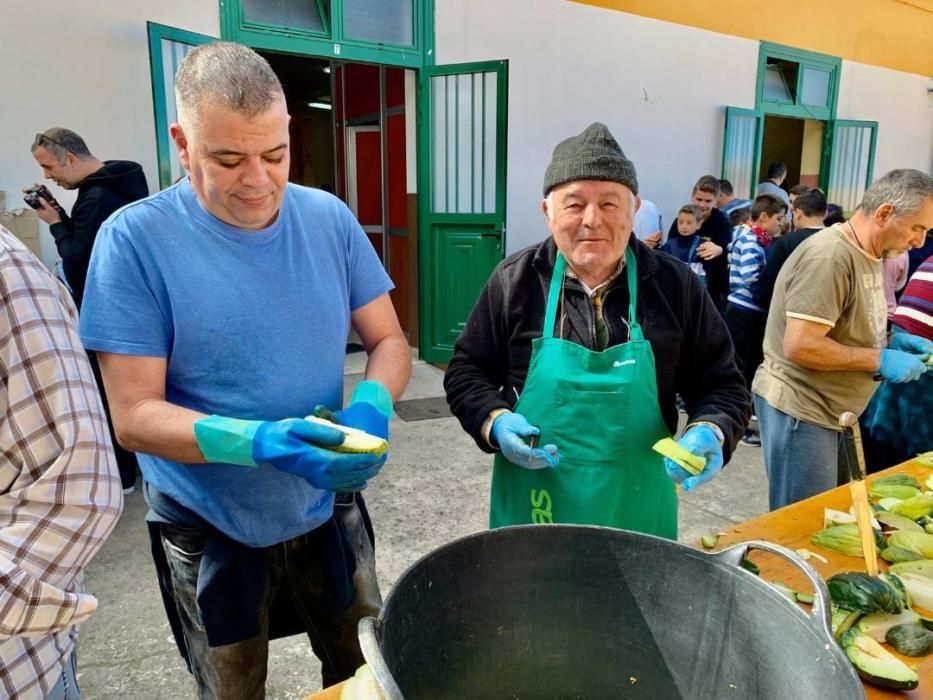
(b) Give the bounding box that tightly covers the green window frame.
[220,0,435,68]
[755,42,841,121]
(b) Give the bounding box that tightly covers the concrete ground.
[78,356,768,699]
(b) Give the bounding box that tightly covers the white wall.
[836,60,933,179]
[0,1,219,267]
[435,0,759,253]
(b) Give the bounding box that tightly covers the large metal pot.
[360,526,864,699]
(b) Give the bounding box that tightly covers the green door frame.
[720,107,764,200]
[821,119,879,214]
[147,22,216,189]
[417,60,509,364]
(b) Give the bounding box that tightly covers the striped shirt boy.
[728,225,769,312]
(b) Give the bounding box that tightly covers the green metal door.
[147,22,216,189]
[721,107,764,199]
[822,119,878,215]
[418,60,508,364]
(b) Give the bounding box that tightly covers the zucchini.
[897,572,933,612]
[885,624,933,657]
[824,508,856,528]
[811,524,883,559]
[892,494,933,521]
[651,438,704,475]
[770,580,797,601]
[917,451,933,468]
[878,497,906,512]
[827,572,904,614]
[739,558,760,576]
[841,630,920,690]
[832,605,862,640]
[875,511,924,533]
[855,609,921,642]
[880,573,911,609]
[871,484,921,500]
[795,591,815,605]
[888,530,933,559]
[872,474,922,491]
[700,534,719,550]
[340,665,383,700]
[881,547,925,563]
[889,560,933,580]
[303,416,388,455]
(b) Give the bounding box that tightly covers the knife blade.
[839,411,878,576]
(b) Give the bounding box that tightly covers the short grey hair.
[174,42,284,123]
[31,128,92,164]
[858,169,933,217]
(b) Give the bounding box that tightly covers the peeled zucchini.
[341,665,384,699]
[304,416,388,455]
[892,494,933,521]
[875,511,924,533]
[810,524,883,559]
[888,530,933,560]
[651,438,704,475]
[855,609,921,643]
[881,547,925,563]
[842,630,920,690]
[889,560,933,579]
[827,572,904,614]
[700,534,719,550]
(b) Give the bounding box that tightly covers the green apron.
[490,247,677,538]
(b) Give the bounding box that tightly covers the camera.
[23,184,68,219]
[23,184,55,209]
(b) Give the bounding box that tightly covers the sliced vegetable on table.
[875,510,924,533]
[811,524,883,559]
[855,609,922,643]
[827,572,904,614]
[886,624,933,657]
[888,530,933,560]
[842,630,920,690]
[889,560,933,579]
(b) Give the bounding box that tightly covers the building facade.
[1,0,930,362]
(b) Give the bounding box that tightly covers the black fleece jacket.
[444,236,750,463]
[50,160,148,307]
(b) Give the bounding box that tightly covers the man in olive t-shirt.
[752,169,933,510]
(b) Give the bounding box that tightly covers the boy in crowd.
[661,204,708,285]
[724,194,787,444]
[729,206,751,243]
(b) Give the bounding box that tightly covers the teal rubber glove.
[663,425,724,492]
[328,380,393,440]
[492,412,561,470]
[888,330,933,361]
[194,416,384,491]
[878,349,928,384]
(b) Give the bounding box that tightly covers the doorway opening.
[259,50,419,344]
[759,115,824,191]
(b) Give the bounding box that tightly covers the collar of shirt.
[564,255,626,297]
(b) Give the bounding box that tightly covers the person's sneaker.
[741,433,761,447]
[123,485,136,495]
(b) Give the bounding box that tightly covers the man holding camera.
[27,128,149,494]
[27,128,148,308]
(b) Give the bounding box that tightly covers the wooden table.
[714,457,932,699]
[307,457,933,699]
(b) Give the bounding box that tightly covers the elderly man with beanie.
[444,123,749,538]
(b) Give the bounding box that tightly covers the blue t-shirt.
[80,180,392,547]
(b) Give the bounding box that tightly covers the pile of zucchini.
[808,470,933,690]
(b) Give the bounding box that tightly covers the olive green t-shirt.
[752,226,886,430]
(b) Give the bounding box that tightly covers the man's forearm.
[362,333,412,401]
[116,399,209,463]
[786,335,881,372]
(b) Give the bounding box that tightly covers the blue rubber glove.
[331,380,393,440]
[194,415,384,491]
[878,349,928,384]
[663,425,724,492]
[888,330,933,361]
[492,412,561,470]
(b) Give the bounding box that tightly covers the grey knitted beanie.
[542,122,638,196]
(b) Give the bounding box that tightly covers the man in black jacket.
[444,122,749,536]
[28,128,148,308]
[28,128,149,493]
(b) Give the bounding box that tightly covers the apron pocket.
[549,386,629,465]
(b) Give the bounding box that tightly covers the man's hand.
[643,232,662,249]
[663,425,724,492]
[492,412,561,470]
[889,331,933,361]
[878,349,928,384]
[696,241,723,260]
[34,197,62,225]
[194,415,385,491]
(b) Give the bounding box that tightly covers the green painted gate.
[418,60,508,364]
